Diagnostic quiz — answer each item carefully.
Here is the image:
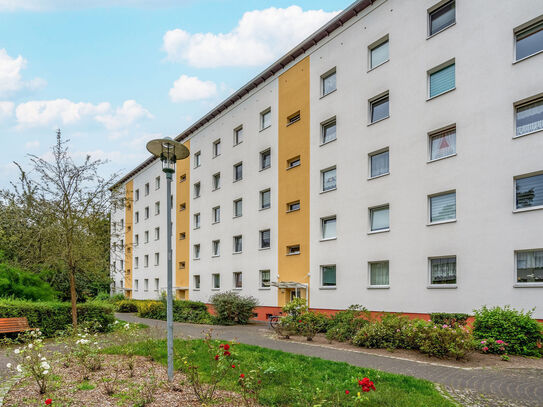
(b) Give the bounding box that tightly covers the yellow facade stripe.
[277,56,311,307]
[175,140,191,300]
[124,180,134,298]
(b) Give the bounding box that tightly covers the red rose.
[223,351,231,356]
[298,320,302,323]
[214,355,219,360]
[231,364,235,368]
[219,344,224,348]
[240,373,245,378]
[45,400,52,406]
[345,390,349,394]
[223,344,230,350]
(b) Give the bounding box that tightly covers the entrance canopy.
[270,281,307,289]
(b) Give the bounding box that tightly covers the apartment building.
[111,0,543,319]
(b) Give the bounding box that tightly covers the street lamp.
[146,136,189,382]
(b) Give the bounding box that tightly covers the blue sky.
[0,0,351,187]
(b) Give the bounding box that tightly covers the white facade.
[111,0,543,318]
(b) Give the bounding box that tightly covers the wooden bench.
[0,317,34,334]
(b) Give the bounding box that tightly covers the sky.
[0,0,352,188]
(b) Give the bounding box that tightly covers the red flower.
[298,320,302,323]
[223,351,231,357]
[345,390,349,394]
[223,343,230,351]
[219,344,224,348]
[231,364,236,368]
[240,373,245,378]
[214,355,219,360]
[45,400,52,405]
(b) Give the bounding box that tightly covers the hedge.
[0,299,115,337]
[136,299,213,324]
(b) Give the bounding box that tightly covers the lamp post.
[146,136,189,382]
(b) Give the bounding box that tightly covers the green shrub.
[136,301,165,319]
[352,314,417,350]
[281,297,308,318]
[0,263,57,301]
[136,300,213,324]
[417,324,474,359]
[325,305,370,343]
[116,299,139,313]
[0,299,115,337]
[210,291,258,325]
[473,306,543,356]
[430,313,469,327]
[298,312,331,340]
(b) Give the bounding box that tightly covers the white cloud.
[24,140,40,149]
[169,75,217,102]
[15,99,110,127]
[163,6,340,68]
[0,101,14,119]
[0,0,187,11]
[95,99,153,130]
[0,49,45,96]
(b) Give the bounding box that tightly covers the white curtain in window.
[517,250,543,268]
[430,258,456,284]
[323,169,336,190]
[371,207,389,230]
[430,130,456,160]
[322,218,336,239]
[371,151,389,177]
[370,262,389,285]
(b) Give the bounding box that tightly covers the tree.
[3,130,118,329]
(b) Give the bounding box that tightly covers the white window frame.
[233,198,242,218]
[212,273,221,290]
[144,183,149,196]
[428,124,457,162]
[155,201,160,215]
[321,216,337,241]
[213,139,221,158]
[193,275,201,290]
[514,18,543,62]
[212,172,221,190]
[427,0,456,38]
[144,231,149,243]
[287,245,300,256]
[233,235,243,254]
[368,35,389,71]
[212,239,220,257]
[514,95,543,139]
[514,249,543,287]
[368,261,390,288]
[233,272,243,289]
[287,200,300,212]
[259,270,271,289]
[321,67,337,97]
[193,244,201,260]
[369,204,390,233]
[155,176,160,190]
[193,213,201,229]
[233,125,243,145]
[427,59,456,100]
[514,171,543,212]
[260,108,271,131]
[321,166,337,192]
[259,229,271,250]
[260,148,271,170]
[212,206,220,224]
[260,189,271,210]
[194,182,201,198]
[154,227,160,241]
[135,189,140,201]
[368,147,390,179]
[233,162,243,182]
[428,255,457,288]
[154,252,159,266]
[194,151,201,168]
[320,264,337,289]
[287,156,301,169]
[320,117,337,145]
[369,91,390,124]
[428,190,457,225]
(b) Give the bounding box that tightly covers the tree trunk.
[69,268,78,331]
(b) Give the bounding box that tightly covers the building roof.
[113,0,374,189]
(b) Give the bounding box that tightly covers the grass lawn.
[105,339,456,407]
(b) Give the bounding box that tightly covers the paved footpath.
[118,314,543,407]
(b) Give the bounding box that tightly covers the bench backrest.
[0,317,31,333]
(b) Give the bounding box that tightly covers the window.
[194,244,200,259]
[428,0,455,36]
[180,174,186,183]
[155,201,160,215]
[261,109,271,130]
[516,21,543,61]
[429,127,456,160]
[134,279,139,291]
[287,201,300,212]
[233,235,243,253]
[120,219,124,229]
[212,240,220,256]
[260,229,271,249]
[212,172,221,190]
[154,227,160,240]
[321,217,337,240]
[429,62,455,98]
[154,278,159,291]
[429,192,456,223]
[321,118,336,144]
[516,97,543,137]
[155,176,160,190]
[179,203,186,212]
[369,261,389,286]
[321,265,336,287]
[287,111,300,125]
[179,232,185,240]
[194,182,201,198]
[260,149,271,170]
[144,206,149,219]
[234,199,242,217]
[135,189,140,201]
[234,126,243,145]
[120,259,124,270]
[212,206,220,223]
[144,231,149,243]
[135,211,139,223]
[194,275,201,289]
[369,149,389,178]
[370,205,390,232]
[233,272,243,289]
[287,245,300,255]
[321,167,337,192]
[233,162,243,181]
[194,213,201,229]
[144,279,148,291]
[213,139,221,157]
[135,234,139,246]
[260,270,271,288]
[515,173,543,209]
[179,261,185,269]
[369,37,389,69]
[212,273,220,289]
[516,250,543,283]
[370,93,389,123]
[287,156,301,169]
[429,257,457,285]
[145,183,149,196]
[154,252,159,266]
[260,189,271,209]
[194,151,201,168]
[321,69,336,96]
[134,257,139,269]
